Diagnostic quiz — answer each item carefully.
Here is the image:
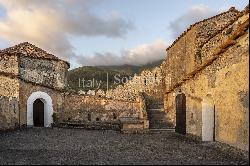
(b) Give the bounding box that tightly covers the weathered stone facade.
[57,92,148,132]
[0,42,69,129]
[163,6,249,151]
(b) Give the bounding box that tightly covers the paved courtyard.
[0,128,248,165]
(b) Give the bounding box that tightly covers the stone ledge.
[120,117,149,134]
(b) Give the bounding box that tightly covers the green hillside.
[67,60,163,92]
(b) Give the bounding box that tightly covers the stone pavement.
[0,128,248,165]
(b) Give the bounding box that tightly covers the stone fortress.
[0,5,249,152]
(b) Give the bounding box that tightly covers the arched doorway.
[175,93,186,135]
[27,91,53,127]
[33,99,44,127]
[202,94,215,141]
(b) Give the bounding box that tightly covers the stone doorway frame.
[202,94,215,141]
[27,91,53,127]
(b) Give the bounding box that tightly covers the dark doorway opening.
[33,99,44,127]
[175,93,186,134]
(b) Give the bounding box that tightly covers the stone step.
[148,115,166,119]
[147,107,164,110]
[147,112,165,115]
[149,119,169,123]
[149,128,175,133]
[147,111,164,113]
[146,106,171,129]
[149,124,170,129]
[148,114,166,119]
[147,108,164,111]
[149,125,170,129]
[148,117,166,120]
[149,120,169,124]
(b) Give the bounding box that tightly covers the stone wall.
[0,96,19,131]
[0,76,19,97]
[58,92,145,124]
[163,9,240,90]
[0,74,19,130]
[19,56,68,90]
[0,53,18,75]
[163,8,249,151]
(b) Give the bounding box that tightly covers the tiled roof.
[0,42,70,67]
[166,7,240,52]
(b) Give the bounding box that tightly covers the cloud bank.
[75,39,167,66]
[0,2,231,67]
[169,4,217,38]
[0,0,134,60]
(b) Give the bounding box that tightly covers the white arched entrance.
[27,91,53,127]
[202,94,215,141]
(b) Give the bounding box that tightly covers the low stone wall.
[57,92,149,132]
[0,96,19,130]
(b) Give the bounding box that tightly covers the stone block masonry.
[163,6,249,151]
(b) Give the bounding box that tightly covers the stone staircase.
[146,108,173,130]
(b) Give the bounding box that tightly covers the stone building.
[162,6,249,151]
[0,42,69,130]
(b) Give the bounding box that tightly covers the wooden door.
[175,93,186,134]
[33,99,44,127]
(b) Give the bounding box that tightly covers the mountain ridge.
[67,60,163,91]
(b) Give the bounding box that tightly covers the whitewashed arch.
[27,91,53,127]
[202,94,215,141]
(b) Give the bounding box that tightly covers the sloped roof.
[0,42,70,67]
[166,7,240,52]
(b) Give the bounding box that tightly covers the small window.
[144,79,147,85]
[19,64,25,68]
[88,114,91,121]
[13,104,16,114]
[113,113,117,120]
[96,117,100,121]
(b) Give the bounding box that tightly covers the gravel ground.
[0,128,248,165]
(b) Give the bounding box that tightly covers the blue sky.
[0,0,248,68]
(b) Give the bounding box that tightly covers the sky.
[0,0,248,69]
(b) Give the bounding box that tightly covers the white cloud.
[75,39,168,66]
[0,0,134,60]
[168,4,217,38]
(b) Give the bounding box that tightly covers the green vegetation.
[67,60,163,92]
